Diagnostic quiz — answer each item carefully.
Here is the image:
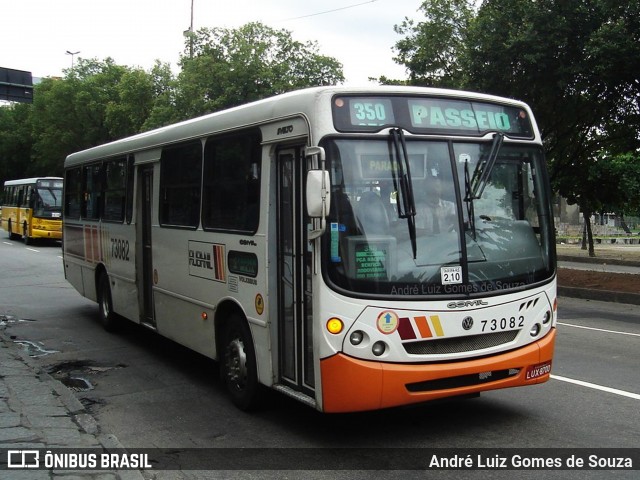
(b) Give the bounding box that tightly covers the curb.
[557,254,640,268]
[558,286,640,306]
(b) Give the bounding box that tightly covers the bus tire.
[7,220,17,240]
[221,314,260,411]
[97,273,119,332]
[22,223,31,245]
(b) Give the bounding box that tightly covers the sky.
[1,0,423,85]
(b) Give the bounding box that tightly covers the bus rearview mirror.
[306,170,331,219]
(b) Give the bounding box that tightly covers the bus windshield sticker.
[330,223,342,262]
[228,250,259,278]
[355,242,389,279]
[441,266,463,285]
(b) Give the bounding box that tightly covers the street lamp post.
[66,50,80,69]
[183,0,195,58]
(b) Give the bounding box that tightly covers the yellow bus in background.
[2,177,63,244]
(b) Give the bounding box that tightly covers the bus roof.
[64,85,536,167]
[4,177,63,187]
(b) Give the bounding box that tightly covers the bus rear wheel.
[97,273,119,332]
[221,315,260,410]
[7,220,18,240]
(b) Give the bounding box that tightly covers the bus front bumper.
[320,328,556,413]
[32,227,62,240]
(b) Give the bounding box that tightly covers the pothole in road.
[62,376,94,392]
[47,360,127,393]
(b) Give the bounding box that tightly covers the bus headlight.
[530,323,541,337]
[372,341,387,356]
[349,331,364,345]
[542,310,551,325]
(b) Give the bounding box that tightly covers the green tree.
[391,0,474,87]
[29,58,158,174]
[167,22,344,120]
[0,102,33,187]
[141,61,177,130]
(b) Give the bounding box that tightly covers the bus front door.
[277,148,315,397]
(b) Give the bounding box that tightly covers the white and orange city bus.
[2,177,63,244]
[62,86,557,412]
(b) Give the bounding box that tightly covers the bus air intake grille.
[403,330,519,355]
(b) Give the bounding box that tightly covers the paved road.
[0,239,638,479]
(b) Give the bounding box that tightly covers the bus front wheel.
[97,273,119,332]
[22,223,32,245]
[221,315,260,411]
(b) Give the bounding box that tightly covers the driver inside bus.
[415,174,457,234]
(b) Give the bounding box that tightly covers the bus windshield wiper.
[464,132,504,240]
[390,128,417,259]
[468,132,504,200]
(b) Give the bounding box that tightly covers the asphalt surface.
[0,253,638,478]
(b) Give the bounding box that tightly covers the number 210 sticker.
[441,266,462,285]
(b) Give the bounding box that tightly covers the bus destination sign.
[333,95,533,138]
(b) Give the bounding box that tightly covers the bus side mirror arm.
[305,146,331,241]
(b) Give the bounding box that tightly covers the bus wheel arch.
[216,302,260,410]
[96,266,119,332]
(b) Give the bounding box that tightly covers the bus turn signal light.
[327,318,344,334]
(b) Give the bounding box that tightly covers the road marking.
[26,247,40,253]
[551,375,640,400]
[2,241,13,246]
[558,322,640,338]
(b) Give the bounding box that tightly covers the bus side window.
[103,157,127,222]
[159,141,202,228]
[202,129,261,233]
[125,155,134,224]
[16,186,25,207]
[83,163,103,220]
[65,168,82,219]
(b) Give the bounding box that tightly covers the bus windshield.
[323,136,554,298]
[35,183,63,218]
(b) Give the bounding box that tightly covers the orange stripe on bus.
[414,316,433,338]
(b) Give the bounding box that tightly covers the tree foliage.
[26,58,158,177]
[168,22,344,121]
[0,103,33,185]
[392,0,474,87]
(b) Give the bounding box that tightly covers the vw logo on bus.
[462,317,474,330]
